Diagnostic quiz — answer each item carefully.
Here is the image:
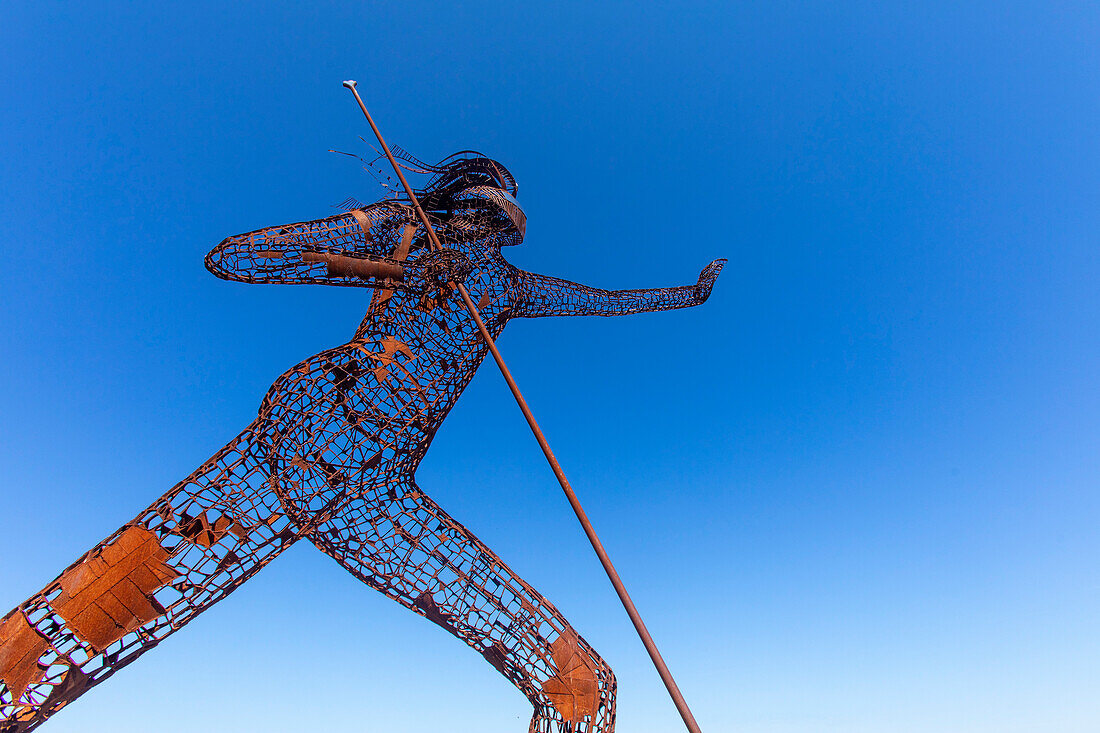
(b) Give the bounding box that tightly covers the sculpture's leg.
[0,424,297,732]
[307,478,617,733]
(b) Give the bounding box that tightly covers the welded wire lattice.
[0,150,724,732]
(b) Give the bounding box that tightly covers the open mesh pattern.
[1,152,723,732]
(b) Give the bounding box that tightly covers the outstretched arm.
[511,259,725,318]
[204,204,420,287]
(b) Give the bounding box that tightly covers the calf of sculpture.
[0,139,724,731]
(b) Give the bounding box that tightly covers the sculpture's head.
[411,151,526,246]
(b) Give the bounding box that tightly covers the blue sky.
[2,2,1098,731]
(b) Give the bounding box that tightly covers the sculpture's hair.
[389,146,517,196]
[335,143,519,218]
[394,150,525,242]
[415,151,517,207]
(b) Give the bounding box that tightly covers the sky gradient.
[2,2,1099,731]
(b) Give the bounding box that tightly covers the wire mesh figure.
[0,150,725,732]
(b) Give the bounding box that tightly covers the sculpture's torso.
[257,239,522,526]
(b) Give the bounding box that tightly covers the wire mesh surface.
[0,152,724,732]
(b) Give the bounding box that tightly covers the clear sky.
[1,2,1098,732]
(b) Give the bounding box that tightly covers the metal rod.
[342,80,703,733]
[342,81,444,254]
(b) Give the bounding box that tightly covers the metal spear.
[342,79,704,733]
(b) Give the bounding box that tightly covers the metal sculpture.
[0,88,724,733]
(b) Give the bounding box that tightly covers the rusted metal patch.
[414,591,457,631]
[541,631,599,723]
[174,511,247,548]
[301,251,404,281]
[0,612,50,701]
[50,526,179,652]
[359,337,416,382]
[349,209,376,242]
[393,223,416,262]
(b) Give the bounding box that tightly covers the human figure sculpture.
[0,151,724,732]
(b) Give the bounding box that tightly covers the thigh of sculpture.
[308,479,617,733]
[0,424,297,731]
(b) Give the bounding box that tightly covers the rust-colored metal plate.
[51,526,179,652]
[542,631,600,722]
[0,613,49,702]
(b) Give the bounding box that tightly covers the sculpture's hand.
[693,259,727,304]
